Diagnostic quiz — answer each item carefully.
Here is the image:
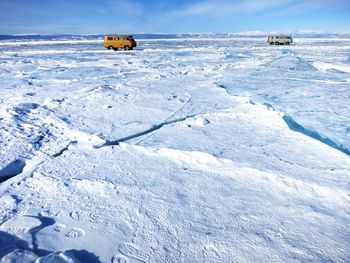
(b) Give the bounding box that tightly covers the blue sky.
[0,0,349,34]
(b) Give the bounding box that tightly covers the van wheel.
[108,46,113,50]
[286,42,290,45]
[124,46,130,51]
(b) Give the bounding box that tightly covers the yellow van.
[103,35,137,51]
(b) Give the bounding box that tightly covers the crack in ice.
[95,114,196,148]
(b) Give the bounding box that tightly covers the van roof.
[105,35,133,37]
[269,35,292,37]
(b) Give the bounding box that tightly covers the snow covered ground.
[0,36,350,262]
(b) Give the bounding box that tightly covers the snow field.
[0,37,350,262]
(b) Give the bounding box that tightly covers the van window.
[107,37,113,40]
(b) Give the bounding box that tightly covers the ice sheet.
[0,36,350,262]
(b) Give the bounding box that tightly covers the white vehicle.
[267,35,293,45]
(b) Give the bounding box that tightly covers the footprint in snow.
[69,210,103,223]
[69,210,89,221]
[54,224,66,232]
[111,254,130,263]
[65,228,85,238]
[118,243,150,263]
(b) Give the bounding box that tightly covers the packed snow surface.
[0,36,350,262]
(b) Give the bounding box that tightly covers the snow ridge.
[0,160,26,183]
[247,97,350,157]
[283,115,350,156]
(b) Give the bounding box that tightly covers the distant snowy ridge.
[0,39,101,46]
[251,29,350,38]
[346,55,350,64]
[1,31,350,42]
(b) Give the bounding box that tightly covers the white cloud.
[286,0,350,13]
[170,0,295,18]
[103,0,145,16]
[162,0,350,21]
